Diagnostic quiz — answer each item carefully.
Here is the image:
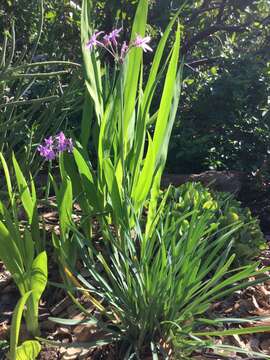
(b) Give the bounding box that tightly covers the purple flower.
[103,34,111,46]
[44,136,54,147]
[86,31,104,51]
[56,132,74,152]
[38,132,73,161]
[120,41,128,62]
[56,131,67,152]
[134,35,153,52]
[103,28,122,47]
[66,138,73,153]
[38,145,56,161]
[86,28,154,63]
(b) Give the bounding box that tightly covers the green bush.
[159,182,266,265]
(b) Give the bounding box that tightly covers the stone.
[162,170,243,194]
[60,346,90,360]
[73,324,96,342]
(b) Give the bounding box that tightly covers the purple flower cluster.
[38,132,73,161]
[86,28,152,62]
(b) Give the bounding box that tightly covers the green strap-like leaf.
[152,24,181,159]
[142,8,182,117]
[81,0,103,122]
[123,0,148,145]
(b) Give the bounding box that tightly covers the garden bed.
[1,191,270,360]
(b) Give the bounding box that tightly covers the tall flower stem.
[45,160,52,203]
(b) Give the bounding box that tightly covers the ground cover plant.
[1,1,270,360]
[160,182,267,265]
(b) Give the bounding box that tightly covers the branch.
[187,57,222,68]
[216,0,227,24]
[182,24,248,54]
[185,4,221,25]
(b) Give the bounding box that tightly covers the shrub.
[160,182,266,265]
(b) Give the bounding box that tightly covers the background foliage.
[1,0,269,172]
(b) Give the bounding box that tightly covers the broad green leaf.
[73,148,101,211]
[15,340,41,360]
[0,201,21,253]
[59,177,73,237]
[24,252,48,336]
[0,220,23,276]
[0,152,13,205]
[81,93,93,148]
[12,153,34,221]
[158,64,183,167]
[145,176,170,237]
[30,251,48,301]
[131,134,155,211]
[103,158,123,221]
[9,292,32,360]
[23,229,34,272]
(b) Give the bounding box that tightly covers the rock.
[0,322,9,340]
[38,347,59,360]
[0,270,11,291]
[53,327,73,342]
[73,324,95,342]
[261,339,270,354]
[60,346,90,360]
[162,170,243,194]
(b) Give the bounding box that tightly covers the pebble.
[60,346,90,360]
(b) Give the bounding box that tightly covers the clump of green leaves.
[160,182,266,265]
[58,0,182,236]
[0,153,47,337]
[51,195,270,359]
